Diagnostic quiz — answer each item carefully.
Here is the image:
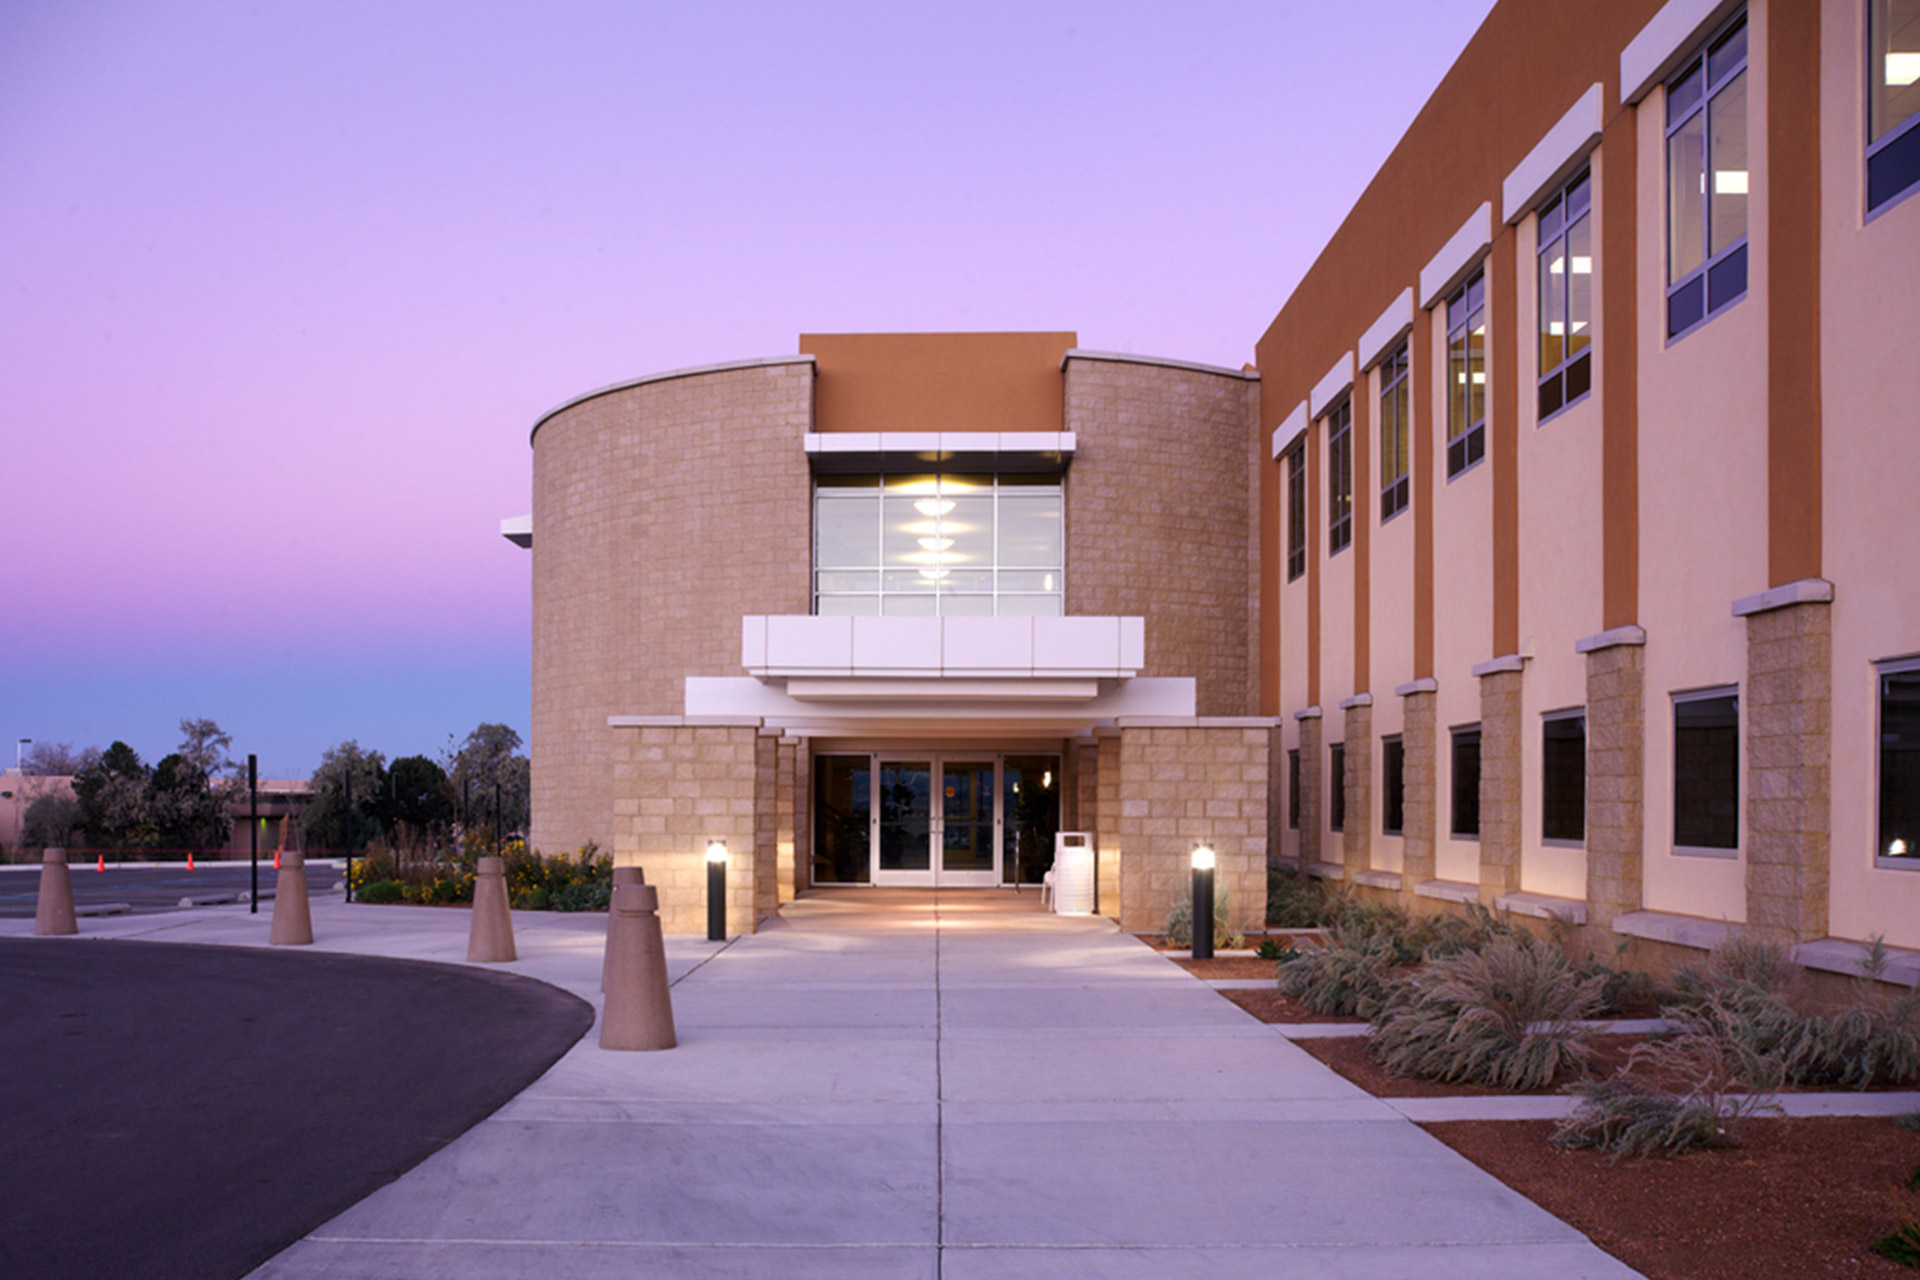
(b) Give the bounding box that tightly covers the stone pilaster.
[1115,723,1269,935]
[793,746,812,894]
[1584,638,1646,931]
[1744,599,1832,945]
[1267,725,1287,866]
[775,738,797,905]
[754,729,779,925]
[1477,668,1524,904]
[1297,713,1323,869]
[1401,690,1438,898]
[1342,703,1373,878]
[1095,731,1123,919]
[615,722,764,936]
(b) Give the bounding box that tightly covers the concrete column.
[1477,668,1525,904]
[1583,636,1646,931]
[466,855,517,963]
[1342,702,1373,879]
[1400,690,1438,899]
[1743,598,1832,945]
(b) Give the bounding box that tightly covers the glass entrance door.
[876,760,932,876]
[937,760,998,887]
[872,756,1001,886]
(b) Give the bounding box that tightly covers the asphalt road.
[0,937,593,1279]
[0,863,344,918]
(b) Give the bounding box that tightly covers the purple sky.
[1,0,1495,782]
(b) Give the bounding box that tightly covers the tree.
[20,742,101,777]
[448,723,530,842]
[22,792,81,847]
[385,754,454,840]
[303,741,387,852]
[72,742,154,849]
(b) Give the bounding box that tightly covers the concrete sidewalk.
[1,887,1644,1278]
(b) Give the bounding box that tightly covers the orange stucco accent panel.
[1308,415,1322,708]
[1767,0,1822,586]
[1351,354,1371,695]
[1600,109,1640,630]
[1413,305,1436,680]
[799,332,1074,432]
[1491,229,1520,657]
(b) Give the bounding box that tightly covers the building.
[511,0,1920,960]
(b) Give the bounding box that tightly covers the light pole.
[1191,844,1216,961]
[14,739,29,861]
[706,839,728,942]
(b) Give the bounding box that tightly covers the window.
[813,471,1062,616]
[1326,398,1353,555]
[1382,734,1405,835]
[1287,748,1301,830]
[1879,658,1920,866]
[1542,710,1586,843]
[1285,445,1307,582]
[1666,11,1749,339]
[1870,0,1920,212]
[1537,171,1593,420]
[1673,688,1739,852]
[1451,724,1481,838]
[1379,343,1411,521]
[1329,742,1346,831]
[1446,272,1487,477]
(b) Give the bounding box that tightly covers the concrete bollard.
[599,882,676,1051]
[269,849,314,946]
[34,848,77,937]
[467,855,517,963]
[600,865,646,991]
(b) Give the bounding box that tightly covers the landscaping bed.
[1297,1031,1645,1097]
[1428,1116,1920,1280]
[1218,987,1367,1024]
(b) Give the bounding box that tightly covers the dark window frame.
[1445,271,1488,478]
[1287,747,1301,831]
[1329,742,1346,832]
[1379,343,1411,522]
[1285,444,1307,583]
[1673,686,1740,854]
[1536,169,1594,423]
[1382,734,1405,836]
[1664,9,1750,342]
[1868,0,1920,215]
[1541,708,1587,845]
[1877,656,1920,868]
[1451,724,1482,839]
[1326,398,1353,556]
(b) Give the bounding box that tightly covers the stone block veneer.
[1342,705,1373,879]
[1115,725,1269,934]
[1477,669,1524,904]
[1297,716,1323,870]
[1584,642,1645,931]
[612,724,764,936]
[1744,601,1832,944]
[1400,692,1438,900]
[1095,731,1123,917]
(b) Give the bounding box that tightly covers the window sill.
[1540,837,1585,850]
[1673,844,1739,860]
[1611,909,1740,952]
[1352,869,1402,891]
[1272,855,1302,872]
[1794,937,1920,988]
[1305,861,1346,881]
[1495,891,1588,925]
[1414,878,1480,905]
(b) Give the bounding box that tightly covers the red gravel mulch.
[1428,1116,1920,1280]
[1295,1031,1645,1097]
[1218,987,1368,1025]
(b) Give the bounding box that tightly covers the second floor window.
[1379,343,1410,521]
[1666,10,1748,339]
[1869,0,1920,212]
[1537,171,1593,420]
[1446,271,1487,478]
[1285,445,1307,582]
[1326,398,1353,555]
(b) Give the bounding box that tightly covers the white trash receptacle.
[1052,832,1096,916]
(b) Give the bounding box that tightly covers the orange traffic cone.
[187,853,195,871]
[97,853,105,872]
[274,850,281,870]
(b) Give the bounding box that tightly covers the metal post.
[493,779,502,854]
[248,755,259,914]
[1192,845,1215,961]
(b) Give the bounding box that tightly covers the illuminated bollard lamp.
[706,839,728,942]
[1191,844,1216,961]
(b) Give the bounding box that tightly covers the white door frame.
[869,754,1003,887]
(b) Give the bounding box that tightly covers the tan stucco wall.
[529,362,814,857]
[1064,356,1260,718]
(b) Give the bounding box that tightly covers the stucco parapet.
[1575,625,1649,654]
[1336,693,1373,710]
[1731,578,1835,618]
[1061,349,1259,381]
[1395,678,1438,697]
[1293,706,1324,721]
[531,354,815,443]
[1470,654,1529,678]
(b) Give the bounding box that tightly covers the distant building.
[508,0,1920,962]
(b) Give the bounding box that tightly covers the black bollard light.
[248,755,259,914]
[1191,844,1216,961]
[705,839,728,942]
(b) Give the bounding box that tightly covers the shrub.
[513,886,551,910]
[1874,1222,1920,1269]
[1165,886,1244,950]
[356,879,404,904]
[551,879,612,912]
[1367,934,1607,1090]
[1266,868,1331,928]
[1276,933,1403,1017]
[1553,1080,1741,1160]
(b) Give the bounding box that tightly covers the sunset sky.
[1,0,1495,781]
